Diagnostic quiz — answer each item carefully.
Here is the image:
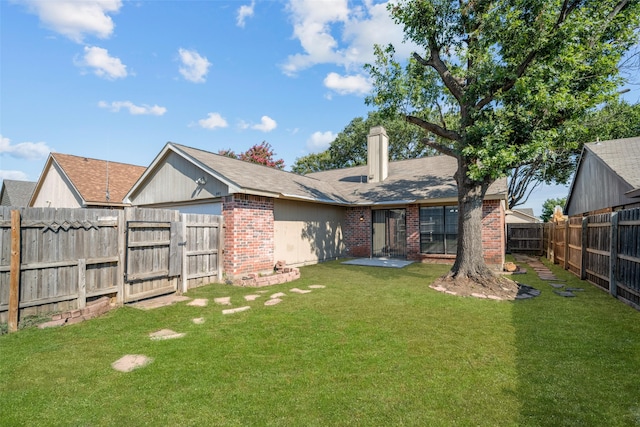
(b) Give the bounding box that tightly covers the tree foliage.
[508,99,640,209]
[365,0,640,283]
[292,111,436,174]
[218,141,285,170]
[541,197,567,222]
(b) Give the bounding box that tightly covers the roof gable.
[0,180,36,207]
[34,153,146,206]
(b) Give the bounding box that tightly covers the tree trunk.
[447,160,495,281]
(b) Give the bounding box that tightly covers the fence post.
[77,258,86,309]
[116,209,126,305]
[563,220,569,270]
[581,217,588,280]
[609,212,618,297]
[181,214,188,294]
[9,210,21,333]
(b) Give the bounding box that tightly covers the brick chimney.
[367,126,389,183]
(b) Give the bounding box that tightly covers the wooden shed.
[565,137,640,216]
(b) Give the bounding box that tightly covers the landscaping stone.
[112,355,153,373]
[565,287,584,292]
[132,295,190,310]
[214,297,232,305]
[554,290,576,297]
[192,317,205,324]
[549,283,565,288]
[487,295,503,300]
[222,306,251,315]
[38,319,68,329]
[290,288,312,294]
[187,298,208,307]
[244,294,261,301]
[150,329,185,340]
[308,285,326,289]
[471,293,488,299]
[270,292,286,299]
[264,298,282,306]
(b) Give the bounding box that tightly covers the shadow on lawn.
[511,258,640,426]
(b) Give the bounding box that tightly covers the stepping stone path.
[192,317,205,324]
[270,292,286,299]
[214,297,232,305]
[112,354,153,372]
[513,254,580,298]
[149,329,185,340]
[187,298,208,307]
[244,294,261,301]
[222,306,251,315]
[290,288,312,294]
[308,285,326,289]
[264,298,283,306]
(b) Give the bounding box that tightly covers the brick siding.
[344,207,371,257]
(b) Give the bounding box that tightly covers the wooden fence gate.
[1,207,223,325]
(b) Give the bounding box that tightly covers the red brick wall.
[481,199,505,267]
[344,207,371,257]
[223,194,274,277]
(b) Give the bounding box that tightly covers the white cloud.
[98,101,166,115]
[0,135,51,160]
[236,1,255,28]
[20,0,122,43]
[323,72,372,95]
[282,0,417,77]
[252,116,277,132]
[198,113,228,130]
[76,46,127,79]
[0,170,30,181]
[306,131,336,152]
[178,48,211,83]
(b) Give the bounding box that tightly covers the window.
[420,205,458,254]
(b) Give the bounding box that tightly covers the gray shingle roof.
[172,143,507,205]
[0,180,36,207]
[585,136,640,190]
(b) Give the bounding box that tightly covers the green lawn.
[1,258,639,426]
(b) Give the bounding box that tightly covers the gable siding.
[31,163,83,208]
[567,150,636,216]
[273,199,346,266]
[130,151,229,206]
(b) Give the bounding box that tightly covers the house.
[125,127,508,278]
[505,208,541,224]
[30,153,146,209]
[0,179,36,207]
[565,136,640,216]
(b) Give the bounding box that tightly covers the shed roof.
[0,179,36,207]
[585,136,640,193]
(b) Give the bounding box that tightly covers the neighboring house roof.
[565,136,640,214]
[127,142,507,206]
[0,179,36,207]
[505,208,541,223]
[31,152,147,207]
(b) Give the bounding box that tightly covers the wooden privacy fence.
[0,207,223,328]
[542,207,640,309]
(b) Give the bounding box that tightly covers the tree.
[508,100,640,209]
[292,111,436,174]
[541,197,567,223]
[219,141,285,170]
[366,0,639,289]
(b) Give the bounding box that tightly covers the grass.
[1,258,639,426]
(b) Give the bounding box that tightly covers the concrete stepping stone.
[264,298,282,306]
[187,298,208,307]
[566,287,584,292]
[112,354,153,372]
[549,283,565,288]
[290,288,312,294]
[308,285,326,289]
[222,306,251,315]
[214,297,232,305]
[244,294,261,301]
[192,317,205,324]
[270,292,286,299]
[150,329,185,340]
[554,290,576,297]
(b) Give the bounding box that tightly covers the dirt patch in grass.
[430,275,520,300]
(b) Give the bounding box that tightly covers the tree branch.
[405,115,461,142]
[413,50,465,103]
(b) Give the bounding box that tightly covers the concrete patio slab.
[341,257,414,268]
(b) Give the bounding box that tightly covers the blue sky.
[1,1,638,216]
